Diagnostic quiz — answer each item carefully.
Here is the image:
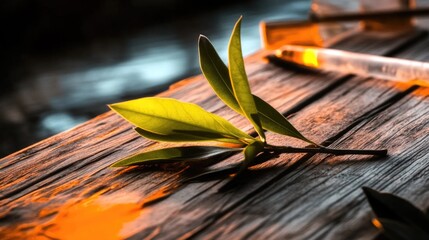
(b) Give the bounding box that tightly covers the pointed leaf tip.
[198,34,206,43]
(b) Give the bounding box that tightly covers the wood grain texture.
[195,38,429,240]
[0,30,427,240]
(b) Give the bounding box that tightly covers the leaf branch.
[265,145,387,156]
[110,16,390,193]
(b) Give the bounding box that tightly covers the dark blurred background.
[0,0,311,157]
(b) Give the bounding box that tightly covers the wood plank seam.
[322,85,420,146]
[382,31,428,57]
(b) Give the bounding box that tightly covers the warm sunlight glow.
[261,22,324,50]
[408,79,429,88]
[42,195,141,240]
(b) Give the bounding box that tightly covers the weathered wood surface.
[1,30,428,240]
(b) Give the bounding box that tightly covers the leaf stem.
[265,145,387,156]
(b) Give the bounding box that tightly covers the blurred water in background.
[0,0,311,157]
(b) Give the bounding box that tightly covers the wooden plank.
[188,37,429,239]
[122,35,429,240]
[0,31,424,239]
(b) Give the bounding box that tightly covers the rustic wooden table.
[1,29,429,240]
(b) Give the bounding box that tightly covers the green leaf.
[198,35,238,112]
[111,146,242,167]
[134,127,244,145]
[378,219,429,240]
[198,33,313,144]
[228,16,265,142]
[362,187,429,233]
[109,97,253,143]
[240,140,265,170]
[253,96,314,144]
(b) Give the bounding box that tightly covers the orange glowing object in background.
[275,45,429,87]
[259,21,326,50]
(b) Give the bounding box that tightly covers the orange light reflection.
[372,218,383,229]
[41,193,141,240]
